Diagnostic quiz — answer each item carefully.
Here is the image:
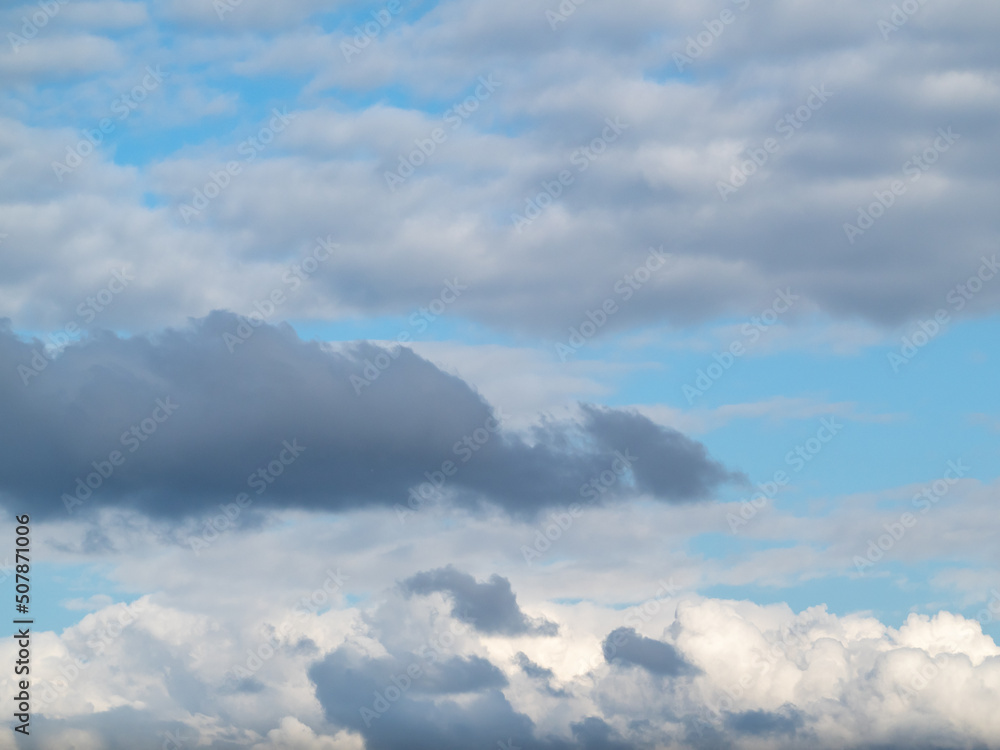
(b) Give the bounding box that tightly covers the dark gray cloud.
[602,627,694,677]
[310,644,635,750]
[577,404,741,501]
[310,646,508,702]
[402,566,558,636]
[683,715,734,750]
[569,717,637,750]
[309,646,527,750]
[0,313,739,519]
[723,708,804,737]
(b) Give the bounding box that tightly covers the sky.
[1,0,999,748]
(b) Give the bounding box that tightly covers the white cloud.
[4,548,1000,748]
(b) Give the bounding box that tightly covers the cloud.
[309,645,557,750]
[13,574,1000,750]
[306,574,628,750]
[567,717,635,750]
[309,646,508,703]
[602,627,694,676]
[3,1,999,748]
[0,313,740,519]
[61,2,151,29]
[723,707,804,736]
[4,501,1000,750]
[515,652,569,697]
[402,566,558,636]
[22,706,195,750]
[251,717,363,750]
[153,0,349,30]
[633,396,900,436]
[0,35,123,80]
[61,593,115,611]
[1,1,999,338]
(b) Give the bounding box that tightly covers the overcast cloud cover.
[1,0,999,747]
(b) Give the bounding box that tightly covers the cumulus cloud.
[250,717,363,750]
[6,571,1000,750]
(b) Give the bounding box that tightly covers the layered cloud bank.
[1,0,999,338]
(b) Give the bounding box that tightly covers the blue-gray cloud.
[402,566,558,636]
[0,313,740,519]
[602,627,695,677]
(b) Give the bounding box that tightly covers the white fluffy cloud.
[4,539,1000,749]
